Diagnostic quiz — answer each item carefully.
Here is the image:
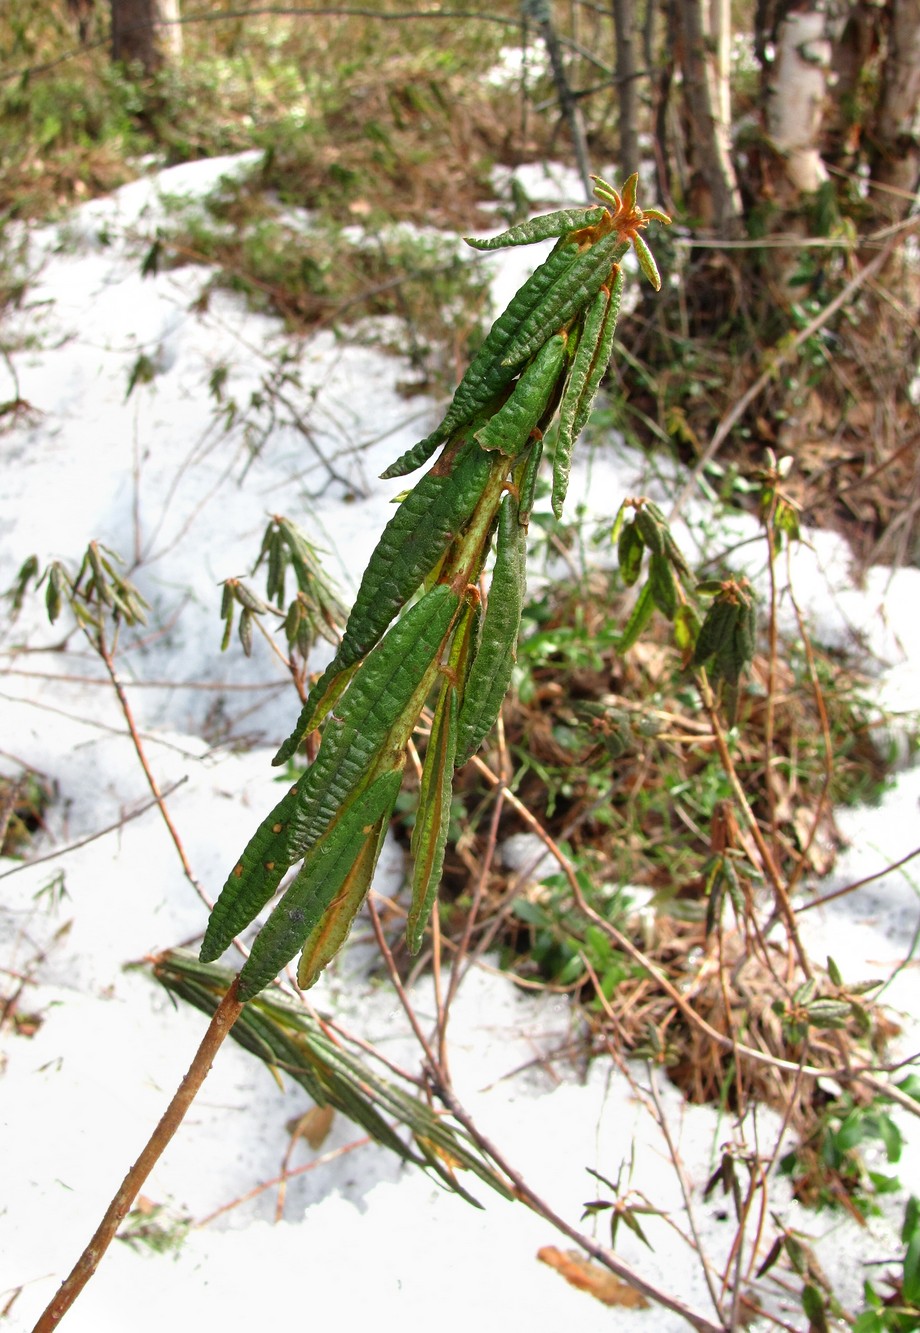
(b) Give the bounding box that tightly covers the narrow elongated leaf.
[455,492,528,766]
[474,334,567,458]
[154,951,513,1201]
[273,437,486,763]
[381,241,580,478]
[407,676,459,954]
[552,270,623,517]
[203,585,460,965]
[618,581,656,653]
[296,795,395,989]
[200,780,313,965]
[282,583,460,857]
[237,767,404,1001]
[464,206,606,251]
[500,229,630,370]
[617,519,645,586]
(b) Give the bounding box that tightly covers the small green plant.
[200,173,671,1001]
[780,1087,905,1217]
[510,869,641,1000]
[32,174,674,1331]
[854,1196,920,1332]
[219,515,348,673]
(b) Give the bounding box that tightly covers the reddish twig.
[32,980,243,1332]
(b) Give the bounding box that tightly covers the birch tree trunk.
[764,5,833,196]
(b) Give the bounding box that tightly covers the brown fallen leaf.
[286,1103,335,1151]
[537,1245,649,1309]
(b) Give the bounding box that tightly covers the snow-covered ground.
[1,157,918,1332]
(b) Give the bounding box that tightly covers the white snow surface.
[1,156,918,1332]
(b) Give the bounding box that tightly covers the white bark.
[766,8,832,194]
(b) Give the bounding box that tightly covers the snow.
[1,156,918,1332]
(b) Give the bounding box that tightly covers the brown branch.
[32,980,243,1332]
[431,1077,726,1333]
[797,843,920,914]
[95,638,213,915]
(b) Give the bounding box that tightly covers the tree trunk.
[764,5,833,196]
[109,0,182,76]
[824,1,881,171]
[867,0,920,225]
[612,0,641,179]
[673,0,743,234]
[524,0,593,198]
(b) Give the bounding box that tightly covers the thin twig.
[782,547,834,900]
[694,671,811,977]
[473,774,920,1115]
[432,1078,726,1333]
[0,780,187,881]
[31,981,243,1333]
[647,1066,726,1322]
[95,637,213,915]
[196,1133,372,1228]
[668,222,918,519]
[797,843,920,914]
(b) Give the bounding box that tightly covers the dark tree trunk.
[867,0,920,226]
[672,0,742,235]
[109,0,181,76]
[612,0,641,179]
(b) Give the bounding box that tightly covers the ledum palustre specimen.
[200,173,671,1000]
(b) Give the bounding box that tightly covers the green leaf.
[648,552,677,620]
[618,581,655,653]
[801,1282,829,1331]
[475,333,567,458]
[464,206,606,251]
[237,767,404,1000]
[619,1207,654,1250]
[617,519,644,586]
[381,240,582,478]
[407,676,459,954]
[902,1223,920,1305]
[455,492,528,766]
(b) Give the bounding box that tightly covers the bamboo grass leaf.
[154,951,513,1195]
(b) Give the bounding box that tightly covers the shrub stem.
[31,979,244,1332]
